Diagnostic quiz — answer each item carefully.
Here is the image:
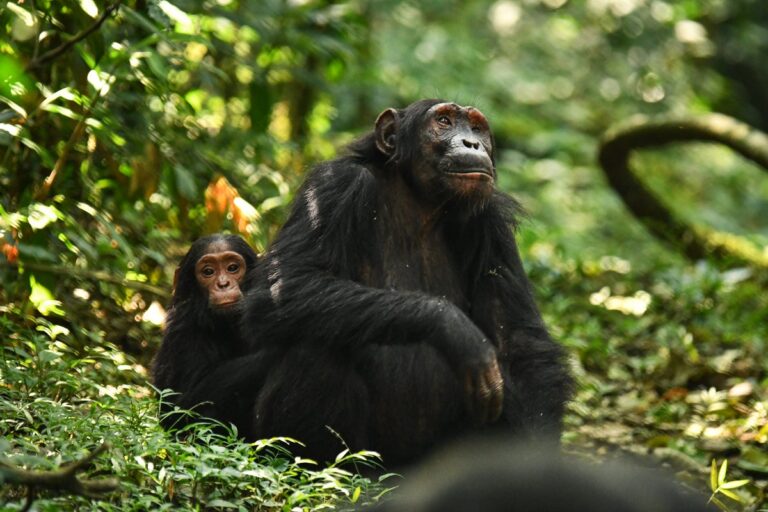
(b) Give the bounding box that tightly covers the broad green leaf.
[40,104,78,120]
[28,204,60,230]
[206,499,237,509]
[718,459,728,485]
[0,55,34,97]
[157,0,192,28]
[38,349,63,364]
[720,479,749,490]
[0,123,22,136]
[18,243,57,262]
[0,95,28,118]
[29,276,64,316]
[719,488,742,502]
[19,138,54,165]
[335,449,349,462]
[121,5,161,33]
[78,0,99,17]
[174,165,197,200]
[7,2,38,41]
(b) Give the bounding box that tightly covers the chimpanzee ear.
[173,267,181,294]
[375,108,398,156]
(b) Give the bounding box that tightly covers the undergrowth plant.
[0,305,393,511]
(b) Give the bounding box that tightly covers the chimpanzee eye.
[201,267,215,277]
[227,263,240,273]
[437,115,451,126]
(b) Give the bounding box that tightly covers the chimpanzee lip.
[446,169,494,180]
[212,300,239,309]
[211,293,242,308]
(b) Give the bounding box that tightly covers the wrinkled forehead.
[426,102,488,125]
[204,240,231,254]
[196,250,245,267]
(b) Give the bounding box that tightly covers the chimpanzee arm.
[154,337,273,432]
[245,161,494,368]
[244,160,506,423]
[246,268,506,424]
[248,271,491,370]
[470,231,572,435]
[171,351,274,433]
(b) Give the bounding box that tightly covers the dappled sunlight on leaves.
[589,286,652,316]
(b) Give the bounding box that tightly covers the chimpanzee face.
[194,244,247,310]
[375,102,496,208]
[417,102,495,203]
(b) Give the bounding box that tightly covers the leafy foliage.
[710,459,750,510]
[1,0,767,509]
[0,305,390,510]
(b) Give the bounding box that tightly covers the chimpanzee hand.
[437,303,504,425]
[464,354,504,426]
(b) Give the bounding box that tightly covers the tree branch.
[27,2,122,71]
[34,99,93,202]
[598,113,768,270]
[0,260,170,298]
[0,443,119,499]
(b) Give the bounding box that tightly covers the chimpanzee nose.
[462,138,480,150]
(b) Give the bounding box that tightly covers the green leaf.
[173,165,198,201]
[335,449,349,462]
[78,0,99,18]
[206,499,237,508]
[710,459,718,492]
[19,137,54,166]
[29,276,64,316]
[0,55,34,96]
[18,243,57,262]
[0,123,22,137]
[27,204,61,230]
[6,3,38,41]
[38,349,63,364]
[718,459,728,485]
[121,5,161,33]
[146,53,168,81]
[0,95,28,118]
[718,488,742,502]
[720,479,749,490]
[249,81,273,132]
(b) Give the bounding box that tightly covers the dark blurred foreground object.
[598,113,768,270]
[366,439,714,512]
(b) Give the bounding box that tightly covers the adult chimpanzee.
[152,234,269,435]
[244,99,572,465]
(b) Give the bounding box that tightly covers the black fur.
[244,99,573,465]
[152,234,270,435]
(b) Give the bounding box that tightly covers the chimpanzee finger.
[464,371,480,424]
[485,369,504,423]
[475,371,492,423]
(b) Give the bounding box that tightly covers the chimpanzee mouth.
[210,291,243,309]
[211,300,242,317]
[446,169,494,181]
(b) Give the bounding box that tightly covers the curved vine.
[597,113,768,269]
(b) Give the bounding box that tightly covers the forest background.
[1,0,767,510]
